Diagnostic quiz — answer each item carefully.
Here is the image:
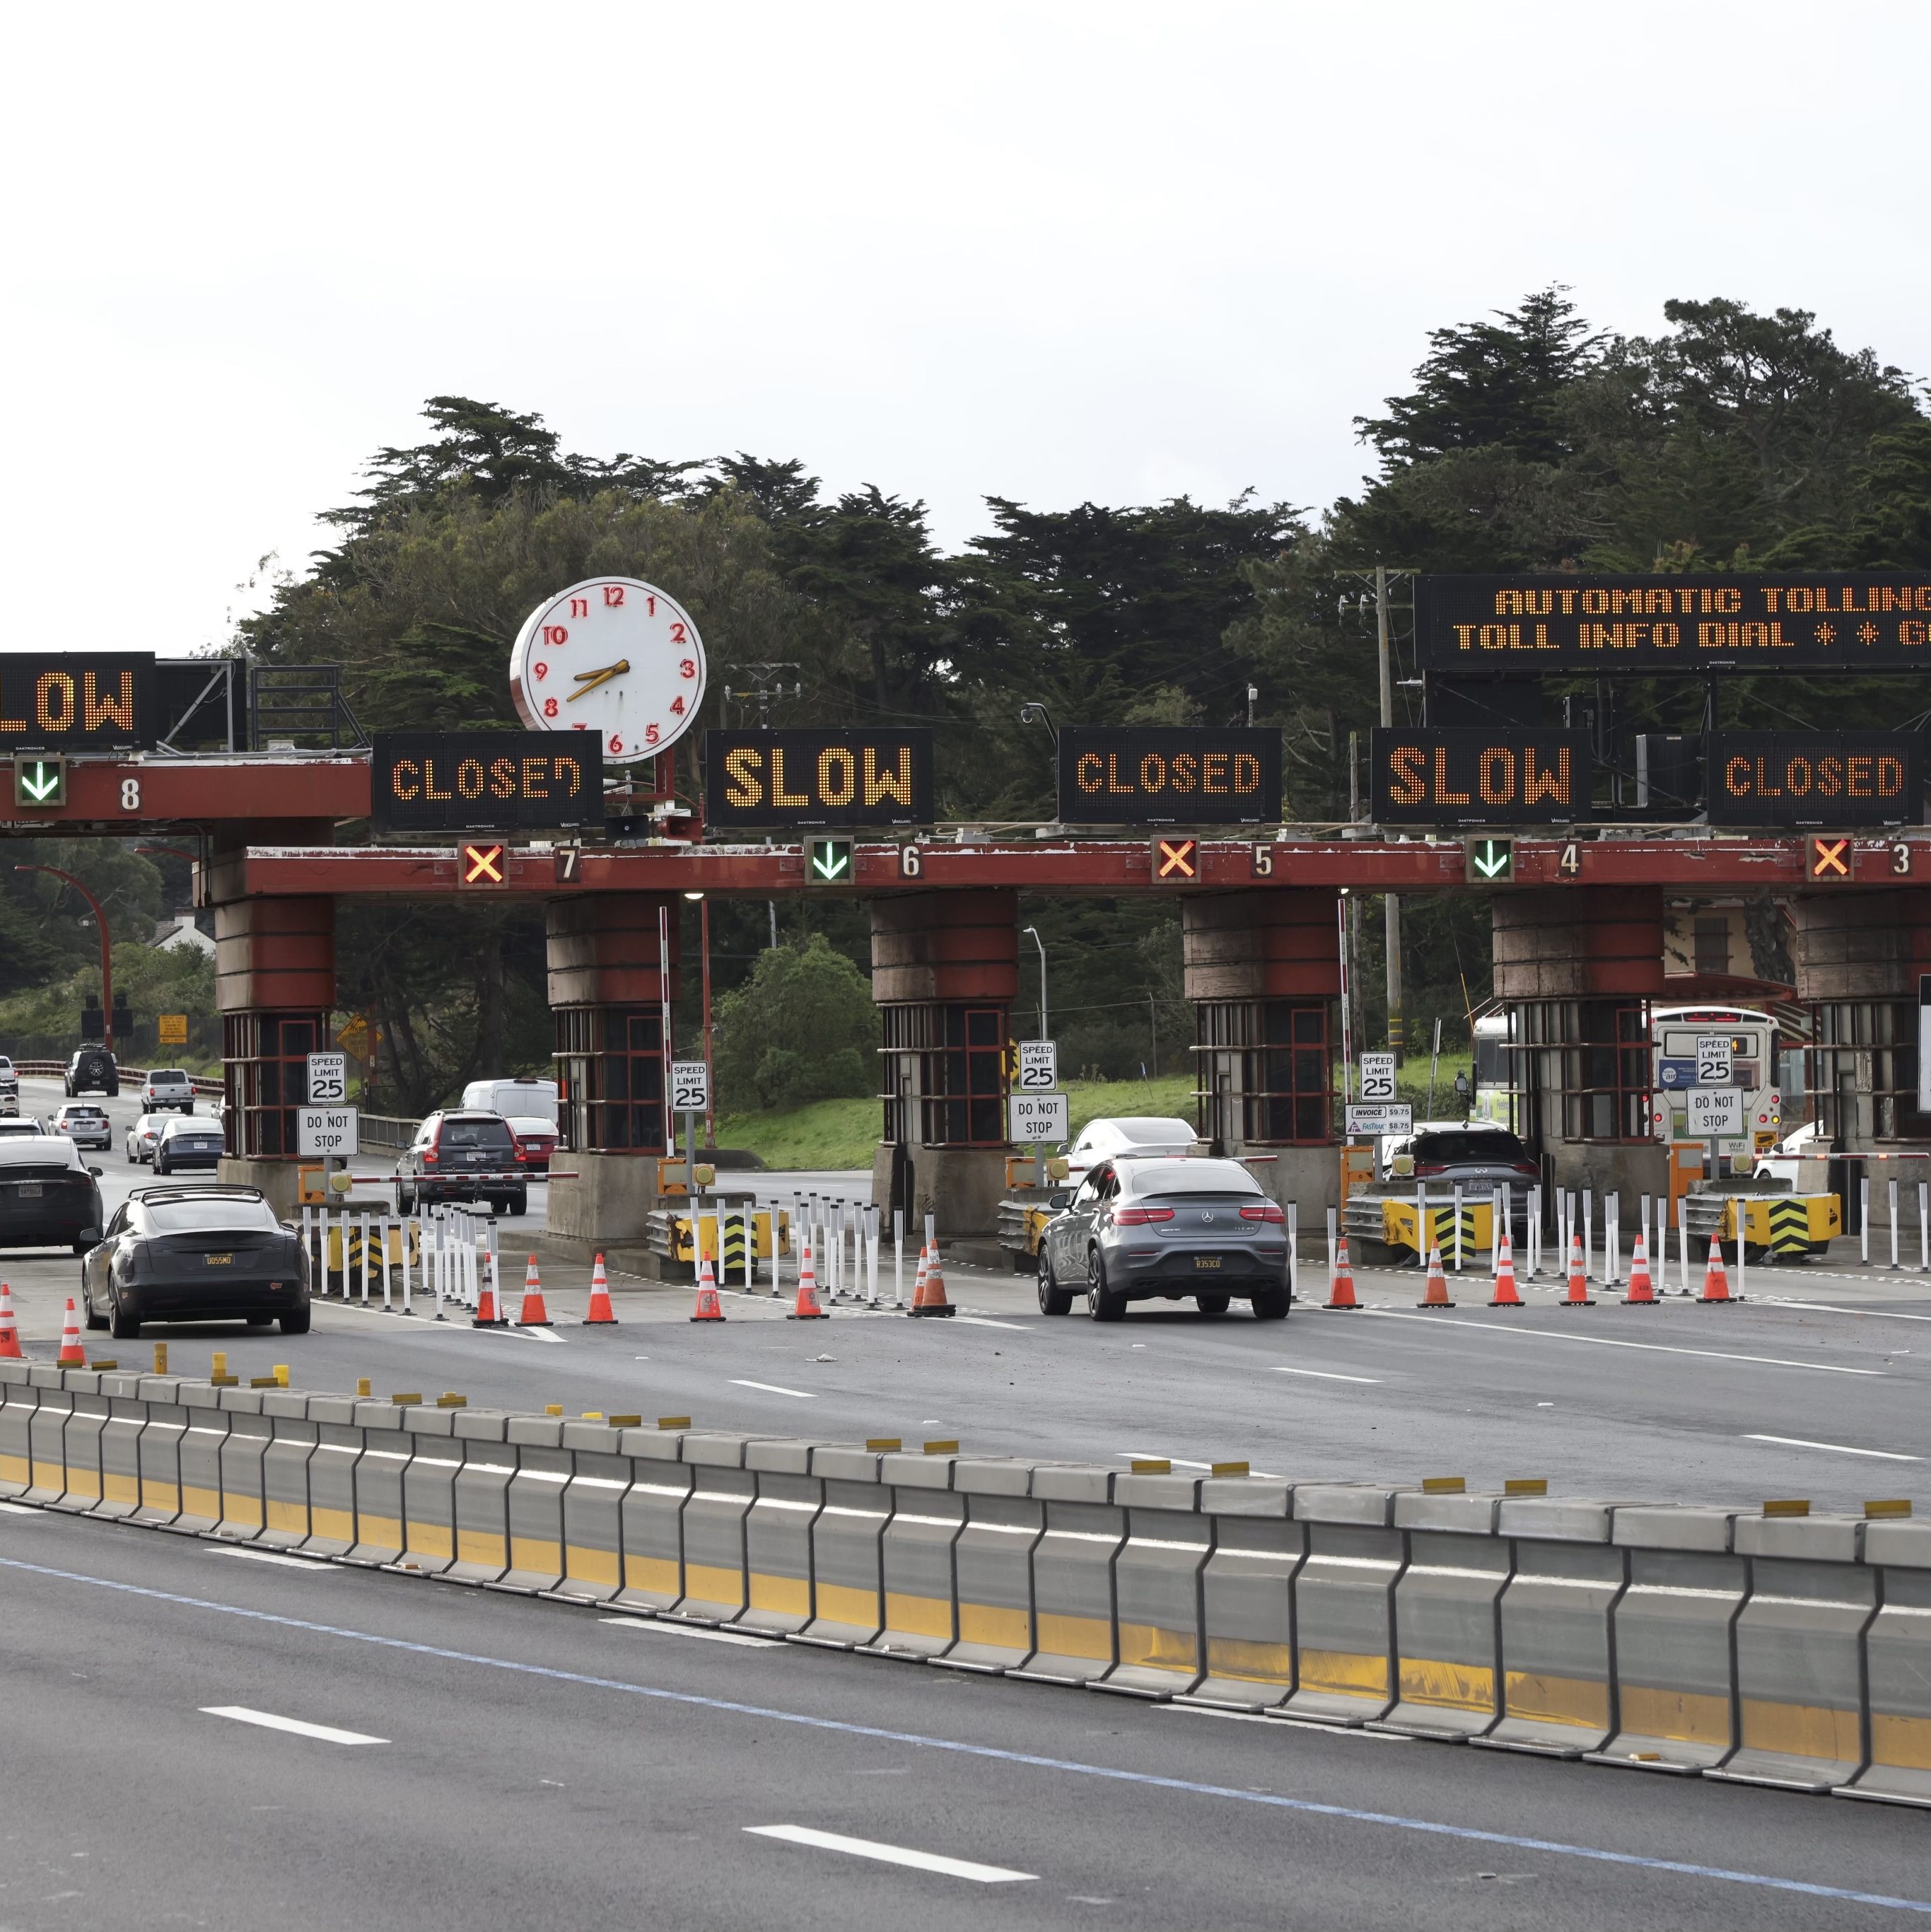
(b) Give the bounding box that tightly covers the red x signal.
[1810,837,1851,880]
[462,843,506,885]
[1154,837,1198,881]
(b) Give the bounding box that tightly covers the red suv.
[393,1111,527,1216]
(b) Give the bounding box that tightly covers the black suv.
[65,1047,119,1098]
[394,1111,527,1216]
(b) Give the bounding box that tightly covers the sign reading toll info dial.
[510,578,707,764]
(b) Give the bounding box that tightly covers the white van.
[460,1076,559,1127]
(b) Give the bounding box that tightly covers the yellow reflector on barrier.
[1423,1476,1466,1494]
[1763,1499,1811,1517]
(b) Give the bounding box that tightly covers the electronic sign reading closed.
[1416,573,1931,675]
[704,730,933,828]
[1057,728,1280,825]
[1706,732,1923,827]
[1372,728,1592,825]
[371,732,602,833]
[0,653,156,751]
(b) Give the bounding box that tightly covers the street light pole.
[1021,925,1048,1039]
[17,865,112,1052]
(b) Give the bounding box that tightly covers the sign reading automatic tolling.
[1058,728,1280,825]
[1707,732,1923,827]
[1416,573,1931,675]
[705,730,933,828]
[371,733,602,833]
[0,653,155,751]
[1372,728,1591,825]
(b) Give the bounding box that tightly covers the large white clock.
[508,576,707,763]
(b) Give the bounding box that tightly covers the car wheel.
[83,1288,107,1332]
[108,1288,141,1341]
[1196,1293,1230,1315]
[397,1186,415,1216]
[280,1305,311,1336]
[1086,1247,1126,1322]
[1038,1250,1074,1316]
[1252,1286,1290,1321]
[506,1193,527,1218]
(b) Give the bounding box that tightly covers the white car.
[1061,1115,1202,1184]
[0,1056,17,1115]
[0,1118,47,1139]
[1754,1119,1831,1189]
[49,1103,112,1151]
[126,1113,173,1165]
[140,1069,196,1113]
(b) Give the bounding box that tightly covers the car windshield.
[151,1070,187,1082]
[144,1199,280,1233]
[1102,1119,1194,1146]
[0,1121,43,1135]
[1411,1131,1532,1164]
[163,1122,221,1138]
[441,1119,513,1148]
[1128,1161,1263,1197]
[64,1108,104,1119]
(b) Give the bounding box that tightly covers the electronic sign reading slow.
[1705,732,1923,828]
[704,730,933,828]
[0,653,156,751]
[371,732,602,833]
[1057,728,1280,825]
[1417,574,1931,674]
[1372,728,1592,825]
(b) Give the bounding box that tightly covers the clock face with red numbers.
[508,576,707,763]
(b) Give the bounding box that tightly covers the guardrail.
[0,1359,1921,1807]
[12,1061,223,1097]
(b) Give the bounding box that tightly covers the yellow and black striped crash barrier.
[646,1209,789,1266]
[324,1223,421,1271]
[1381,1198,1493,1259]
[1,1357,1927,1810]
[1717,1194,1841,1255]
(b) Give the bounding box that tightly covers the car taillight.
[1239,1203,1285,1223]
[422,1150,438,1164]
[1512,1163,1539,1176]
[1413,1162,1447,1176]
[515,1146,529,1163]
[1114,1206,1174,1225]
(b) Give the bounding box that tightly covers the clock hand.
[566,659,631,701]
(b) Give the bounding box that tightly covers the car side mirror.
[78,1226,100,1245]
[1048,1191,1072,1211]
[87,1168,102,1179]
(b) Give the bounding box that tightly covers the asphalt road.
[0,1501,1925,1931]
[6,1078,1930,1511]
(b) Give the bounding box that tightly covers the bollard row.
[0,1358,1925,1810]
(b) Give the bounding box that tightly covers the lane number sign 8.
[1017,1041,1057,1091]
[1359,1052,1397,1102]
[1695,1035,1734,1085]
[670,1061,711,1114]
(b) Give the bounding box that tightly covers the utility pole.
[1375,564,1404,1067]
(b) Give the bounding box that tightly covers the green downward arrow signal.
[809,837,853,882]
[14,759,63,805]
[20,766,59,801]
[1469,838,1513,881]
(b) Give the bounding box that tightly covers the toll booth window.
[554,1007,665,1154]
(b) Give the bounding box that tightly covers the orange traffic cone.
[1623,1229,1657,1306]
[1324,1235,1360,1310]
[56,1298,85,1367]
[1698,1235,1734,1304]
[690,1255,726,1322]
[517,1255,552,1327]
[1418,1245,1456,1308]
[786,1243,827,1320]
[909,1243,929,1310]
[908,1245,956,1317]
[471,1262,506,1327]
[583,1252,617,1325]
[1489,1230,1523,1308]
[0,1284,21,1361]
[1559,1234,1595,1308]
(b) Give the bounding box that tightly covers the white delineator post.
[893,1207,905,1308]
[1861,1177,1871,1267]
[1286,1201,1299,1303]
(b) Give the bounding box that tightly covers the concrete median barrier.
[398,1405,461,1575]
[1377,1491,1509,1740]
[95,1376,149,1520]
[1593,1506,1746,1773]
[0,1366,37,1496]
[742,1440,820,1635]
[555,1419,630,1604]
[215,1391,272,1540]
[132,1377,187,1526]
[259,1391,315,1547]
[1709,1513,1875,1794]
[940,1458,1041,1673]
[1281,1486,1406,1726]
[303,1396,361,1556]
[1187,1476,1299,1711]
[1843,1519,1931,1807]
[449,1412,515,1585]
[1478,1497,1626,1757]
[52,1380,107,1515]
[175,1385,230,1533]
[1100,1471,1209,1699]
[870,1451,964,1659]
[614,1424,693,1612]
[800,1445,889,1648]
[346,1401,411,1565]
[1013,1466,1123,1687]
[501,1418,569,1593]
[672,1434,758,1624]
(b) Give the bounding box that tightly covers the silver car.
[1038,1156,1290,1322]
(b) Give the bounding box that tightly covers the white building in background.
[151,917,216,959]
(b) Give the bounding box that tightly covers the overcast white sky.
[4,1,1926,656]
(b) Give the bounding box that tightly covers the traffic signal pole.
[16,864,112,1052]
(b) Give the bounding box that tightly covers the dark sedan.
[82,1185,310,1338]
[0,1141,104,1255]
[154,1117,227,1175]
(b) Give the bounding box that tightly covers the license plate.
[204,1254,233,1267]
[16,1183,39,1198]
[1194,1255,1222,1269]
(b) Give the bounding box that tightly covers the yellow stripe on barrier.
[140,1477,180,1513]
[1397,1656,1494,1713]
[883,1592,955,1641]
[682,1561,743,1610]
[511,1536,562,1574]
[566,1544,621,1588]
[749,1574,811,1617]
[815,1581,879,1627]
[1116,1622,1198,1675]
[310,1506,354,1542]
[102,1471,139,1507]
[264,1499,307,1536]
[1204,1635,1294,1686]
[456,1529,506,1566]
[625,1554,678,1595]
[1298,1647,1389,1697]
[409,1523,453,1560]
[1034,1611,1114,1663]
[182,1483,222,1520]
[1617,1684,1731,1746]
[1870,1711,1931,1772]
[358,1512,403,1549]
[959,1602,1030,1651]
[1740,1696,1862,1763]
[0,1453,27,1486]
[1503,1669,1611,1731]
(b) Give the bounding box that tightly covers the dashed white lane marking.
[743,1824,1036,1884]
[1362,1309,1886,1375]
[730,1379,817,1399]
[600,1617,782,1649]
[0,1502,41,1516]
[1745,1433,1920,1461]
[1269,1366,1384,1383]
[1757,1298,1931,1325]
[210,1547,337,1570]
[951,1315,1029,1331]
[200,1706,386,1745]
